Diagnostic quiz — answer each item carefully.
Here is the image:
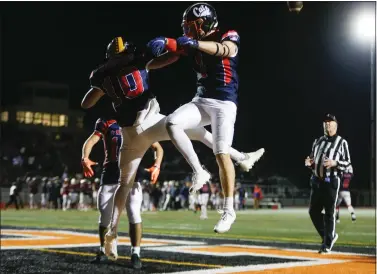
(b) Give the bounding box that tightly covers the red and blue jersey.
[94,118,122,184]
[341,165,353,191]
[192,30,240,105]
[90,52,155,127]
[199,182,210,194]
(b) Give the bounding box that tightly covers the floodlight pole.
[370,39,376,206]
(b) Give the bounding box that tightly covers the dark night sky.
[0,1,375,189]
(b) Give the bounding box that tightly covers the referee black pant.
[308,176,340,249]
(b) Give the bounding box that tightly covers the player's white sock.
[224,197,234,212]
[347,206,355,214]
[201,204,207,217]
[167,125,203,173]
[131,246,140,256]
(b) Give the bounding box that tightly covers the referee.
[304,114,351,254]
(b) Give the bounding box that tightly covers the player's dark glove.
[176,36,199,49]
[146,37,167,57]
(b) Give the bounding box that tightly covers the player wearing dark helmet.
[82,35,260,261]
[147,2,265,234]
[181,2,219,40]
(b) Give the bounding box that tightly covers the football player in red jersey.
[81,117,163,269]
[147,2,265,234]
[335,165,356,223]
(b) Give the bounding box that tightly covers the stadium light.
[353,13,376,40]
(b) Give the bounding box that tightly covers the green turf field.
[1,208,375,247]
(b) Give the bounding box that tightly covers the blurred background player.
[5,181,19,210]
[188,191,198,212]
[81,117,163,269]
[336,164,356,223]
[179,181,190,209]
[41,177,48,209]
[78,179,90,211]
[198,182,210,220]
[147,2,265,234]
[61,178,70,211]
[67,178,79,210]
[234,182,246,211]
[48,177,60,210]
[28,176,39,209]
[82,36,261,259]
[253,184,263,210]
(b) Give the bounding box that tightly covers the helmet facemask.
[182,18,217,40]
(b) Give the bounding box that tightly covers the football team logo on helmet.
[193,5,211,17]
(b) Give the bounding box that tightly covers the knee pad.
[126,182,143,224]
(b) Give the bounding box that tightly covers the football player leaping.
[81,117,163,269]
[147,2,265,234]
[81,36,260,261]
[336,165,356,223]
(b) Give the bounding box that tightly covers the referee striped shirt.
[309,135,351,179]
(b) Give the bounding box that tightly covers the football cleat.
[214,210,236,234]
[104,229,118,261]
[131,253,142,270]
[238,148,265,172]
[90,251,108,264]
[190,169,211,194]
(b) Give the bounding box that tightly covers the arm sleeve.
[93,118,107,138]
[337,139,351,171]
[220,30,240,47]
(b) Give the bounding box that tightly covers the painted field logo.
[147,244,376,274]
[1,229,375,273]
[0,229,202,250]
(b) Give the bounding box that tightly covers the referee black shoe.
[318,233,338,254]
[318,247,331,254]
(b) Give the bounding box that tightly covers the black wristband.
[213,43,219,56]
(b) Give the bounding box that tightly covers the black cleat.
[90,251,107,264]
[131,253,142,269]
